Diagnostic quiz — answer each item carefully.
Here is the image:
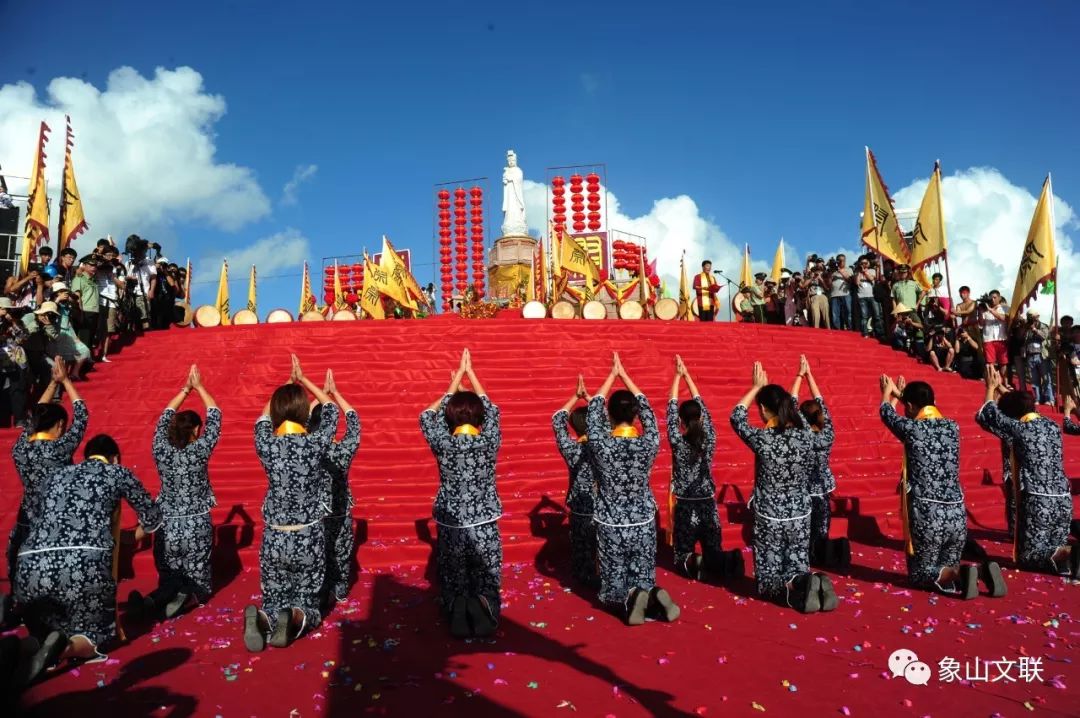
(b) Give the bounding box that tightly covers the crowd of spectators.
[732,251,1076,406]
[0,235,185,427]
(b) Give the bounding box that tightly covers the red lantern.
[552,176,565,187]
[345,292,359,304]
[323,290,335,305]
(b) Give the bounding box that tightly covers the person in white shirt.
[980,290,1010,372]
[924,273,952,316]
[854,257,882,338]
[125,250,157,332]
[828,255,853,330]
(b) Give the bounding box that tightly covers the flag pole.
[934,161,956,329]
[867,147,885,277]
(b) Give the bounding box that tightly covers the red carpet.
[2,317,1078,717]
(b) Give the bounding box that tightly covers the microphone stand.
[713,270,737,322]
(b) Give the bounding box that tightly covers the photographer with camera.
[95,244,126,362]
[1021,310,1053,405]
[979,290,1010,374]
[19,301,61,396]
[0,298,31,426]
[124,235,159,333]
[854,256,882,338]
[954,327,984,379]
[151,258,182,329]
[803,264,830,329]
[4,267,45,310]
[71,256,101,351]
[47,282,92,381]
[828,254,853,331]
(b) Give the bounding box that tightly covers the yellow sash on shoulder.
[764,417,780,429]
[453,424,480,436]
[611,425,640,438]
[900,405,945,556]
[275,421,308,436]
[29,432,55,442]
[576,435,588,444]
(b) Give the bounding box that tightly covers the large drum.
[654,297,679,320]
[173,303,193,327]
[194,305,221,327]
[618,301,644,320]
[266,309,293,323]
[582,300,607,320]
[332,309,356,321]
[551,300,576,319]
[522,300,547,319]
[232,309,259,325]
[301,311,326,322]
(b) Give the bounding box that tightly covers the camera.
[125,234,150,256]
[25,262,43,276]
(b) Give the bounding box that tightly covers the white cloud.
[522,179,767,292]
[196,227,309,284]
[0,66,270,253]
[281,163,318,206]
[891,167,1077,316]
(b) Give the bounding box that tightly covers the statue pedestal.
[487,234,538,301]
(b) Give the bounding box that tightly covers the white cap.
[50,282,70,294]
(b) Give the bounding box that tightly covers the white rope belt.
[755,509,812,522]
[268,519,321,532]
[433,515,501,529]
[594,516,654,528]
[1026,490,1071,498]
[19,545,107,556]
[569,510,594,517]
[912,496,965,505]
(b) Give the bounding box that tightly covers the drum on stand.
[522,300,547,319]
[232,309,259,325]
[332,309,357,321]
[266,309,294,323]
[582,300,607,320]
[301,311,326,322]
[618,301,644,320]
[653,297,679,320]
[173,303,193,327]
[551,300,576,319]
[194,305,221,328]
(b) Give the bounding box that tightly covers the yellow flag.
[861,148,911,268]
[298,261,315,315]
[1009,176,1056,321]
[770,237,785,285]
[247,265,257,313]
[678,253,695,320]
[361,253,386,319]
[57,117,88,253]
[20,122,51,276]
[214,259,231,325]
[558,231,602,297]
[379,236,420,310]
[739,244,752,289]
[909,162,948,272]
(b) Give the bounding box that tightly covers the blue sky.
[2,0,1079,312]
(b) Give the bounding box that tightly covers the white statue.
[501,149,528,236]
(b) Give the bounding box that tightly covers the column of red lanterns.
[437,190,453,312]
[551,176,566,238]
[569,174,585,233]
[586,172,602,231]
[454,187,468,298]
[469,186,485,298]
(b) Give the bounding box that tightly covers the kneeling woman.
[730,361,837,613]
[421,349,503,638]
[132,364,221,619]
[590,353,677,625]
[15,434,162,678]
[246,355,338,651]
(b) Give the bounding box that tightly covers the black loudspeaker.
[0,206,19,237]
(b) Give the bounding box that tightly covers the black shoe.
[648,587,680,622]
[959,565,979,600]
[963,538,989,562]
[449,596,470,639]
[0,593,10,629]
[164,592,193,619]
[788,574,821,613]
[832,538,852,574]
[1070,519,1080,542]
[1068,547,1080,581]
[981,561,1007,597]
[724,549,745,579]
[243,605,268,652]
[0,635,20,693]
[687,555,704,581]
[811,538,833,568]
[268,608,304,648]
[127,590,156,619]
[817,573,838,612]
[17,630,65,686]
[625,588,649,626]
[466,596,498,637]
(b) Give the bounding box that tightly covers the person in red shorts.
[980,290,1010,372]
